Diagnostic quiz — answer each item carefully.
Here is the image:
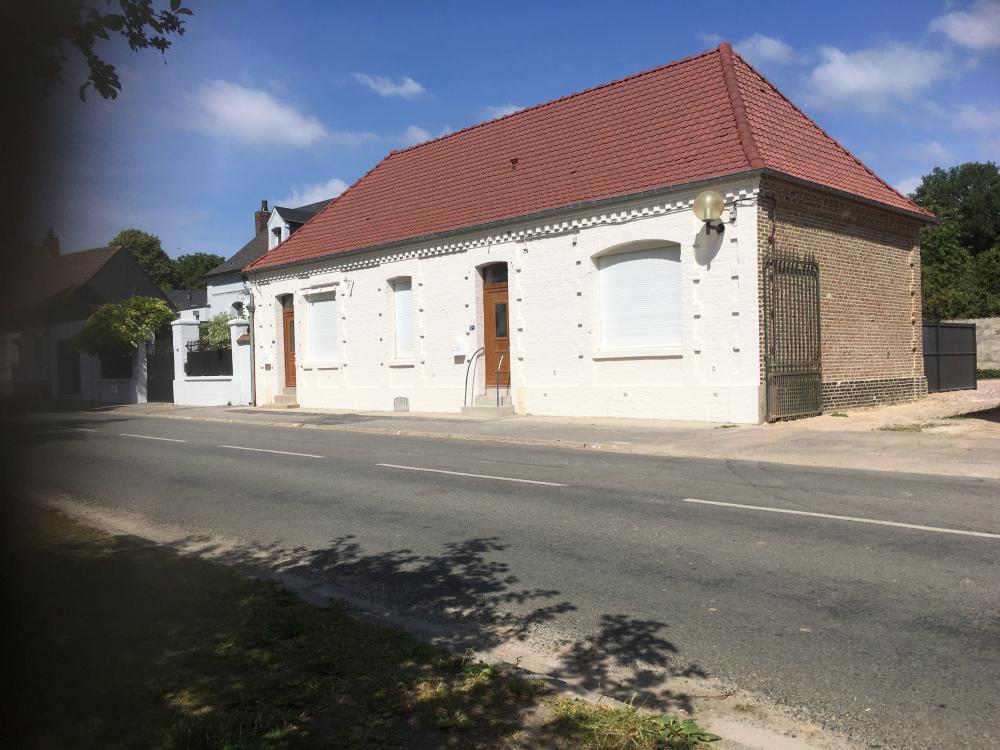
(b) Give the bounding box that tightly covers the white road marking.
[120,433,186,443]
[377,463,567,487]
[219,445,323,458]
[682,498,1000,540]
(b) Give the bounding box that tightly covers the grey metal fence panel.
[923,322,976,392]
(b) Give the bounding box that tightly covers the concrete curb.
[111,408,1000,480]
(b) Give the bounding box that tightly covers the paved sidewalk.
[109,382,1000,479]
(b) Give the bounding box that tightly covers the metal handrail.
[496,349,510,408]
[463,346,485,407]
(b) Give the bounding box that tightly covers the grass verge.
[12,507,718,750]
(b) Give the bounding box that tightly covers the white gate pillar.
[171,318,200,404]
[229,318,251,405]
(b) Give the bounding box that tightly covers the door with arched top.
[482,263,509,387]
[281,298,296,387]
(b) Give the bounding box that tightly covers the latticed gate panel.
[764,253,822,421]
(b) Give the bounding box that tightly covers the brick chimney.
[254,199,269,236]
[42,228,59,258]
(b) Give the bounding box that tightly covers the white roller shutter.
[393,278,415,358]
[309,295,339,361]
[598,247,681,349]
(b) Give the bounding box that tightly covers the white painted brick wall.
[249,176,764,423]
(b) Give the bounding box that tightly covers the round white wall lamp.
[692,190,726,235]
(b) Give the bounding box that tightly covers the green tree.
[5,0,193,102]
[911,162,1000,319]
[111,228,177,288]
[912,162,1000,256]
[175,252,224,290]
[76,296,174,358]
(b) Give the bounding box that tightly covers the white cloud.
[734,33,794,65]
[278,178,348,207]
[806,44,951,114]
[894,176,923,195]
[914,141,952,162]
[481,103,524,120]
[952,104,1000,131]
[397,125,432,147]
[187,80,329,147]
[930,1,1000,51]
[697,32,724,45]
[394,125,455,148]
[352,73,426,98]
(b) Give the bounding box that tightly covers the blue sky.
[44,0,1000,259]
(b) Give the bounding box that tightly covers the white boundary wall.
[249,176,764,423]
[172,318,252,406]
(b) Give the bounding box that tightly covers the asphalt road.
[11,411,1000,750]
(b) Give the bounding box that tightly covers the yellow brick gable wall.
[757,176,927,410]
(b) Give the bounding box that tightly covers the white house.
[173,198,331,406]
[243,44,932,423]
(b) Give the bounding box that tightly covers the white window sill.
[183,375,233,382]
[301,360,341,370]
[387,358,416,368]
[592,346,684,360]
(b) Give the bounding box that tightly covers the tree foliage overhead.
[175,252,224,290]
[111,228,178,288]
[910,162,1000,321]
[15,0,192,101]
[111,229,224,290]
[76,296,174,358]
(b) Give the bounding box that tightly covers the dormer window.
[271,226,282,249]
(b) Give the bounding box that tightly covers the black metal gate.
[763,252,822,421]
[146,330,174,402]
[923,322,976,392]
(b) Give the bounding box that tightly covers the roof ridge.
[718,42,764,169]
[727,47,927,214]
[247,155,395,272]
[384,46,723,159]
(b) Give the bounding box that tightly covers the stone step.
[474,394,512,407]
[272,394,300,408]
[461,405,515,418]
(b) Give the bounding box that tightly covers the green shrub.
[199,313,234,349]
[978,368,1000,380]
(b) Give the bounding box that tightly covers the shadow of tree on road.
[182,531,711,714]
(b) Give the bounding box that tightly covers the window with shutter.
[392,278,415,358]
[308,294,339,361]
[598,246,681,350]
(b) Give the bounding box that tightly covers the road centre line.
[682,498,1000,540]
[377,463,568,487]
[120,433,186,443]
[219,445,323,458]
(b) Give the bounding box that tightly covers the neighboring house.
[203,199,332,319]
[164,288,208,318]
[0,232,174,405]
[173,198,331,405]
[244,43,933,423]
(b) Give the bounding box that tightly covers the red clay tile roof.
[248,44,929,272]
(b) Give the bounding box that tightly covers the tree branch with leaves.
[76,296,175,358]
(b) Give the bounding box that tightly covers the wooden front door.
[483,282,509,387]
[282,309,296,387]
